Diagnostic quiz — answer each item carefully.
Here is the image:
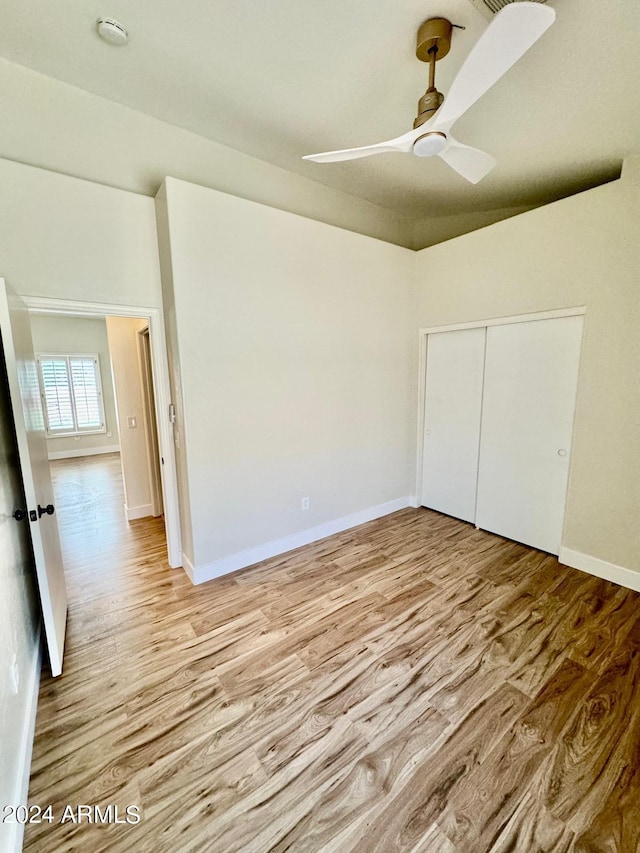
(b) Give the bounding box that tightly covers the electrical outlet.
[301,497,310,511]
[107,431,112,438]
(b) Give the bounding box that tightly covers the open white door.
[0,280,67,676]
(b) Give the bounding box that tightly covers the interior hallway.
[25,455,640,851]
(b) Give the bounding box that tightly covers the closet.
[420,314,583,555]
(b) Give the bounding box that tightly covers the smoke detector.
[96,18,128,46]
[466,0,549,20]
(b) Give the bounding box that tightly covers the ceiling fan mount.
[415,16,453,63]
[414,18,453,129]
[303,2,556,184]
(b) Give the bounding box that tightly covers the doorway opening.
[24,297,181,571]
[1,284,181,677]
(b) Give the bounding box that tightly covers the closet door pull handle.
[557,449,567,457]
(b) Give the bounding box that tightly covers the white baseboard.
[186,496,412,585]
[182,553,196,584]
[7,636,41,853]
[559,547,640,593]
[48,444,120,460]
[125,503,153,521]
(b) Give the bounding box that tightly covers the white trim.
[7,637,41,853]
[414,331,429,510]
[48,444,120,460]
[181,552,196,584]
[186,497,412,585]
[22,295,182,568]
[26,297,156,318]
[559,547,640,593]
[125,502,153,521]
[137,326,164,518]
[419,306,585,336]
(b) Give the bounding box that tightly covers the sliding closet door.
[476,315,583,554]
[421,327,486,523]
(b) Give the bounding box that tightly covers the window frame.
[36,352,107,438]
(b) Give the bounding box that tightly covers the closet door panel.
[421,327,486,523]
[476,316,583,554]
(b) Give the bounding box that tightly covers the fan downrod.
[414,17,453,129]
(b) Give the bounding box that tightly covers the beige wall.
[0,58,413,249]
[159,178,416,570]
[0,158,161,307]
[106,317,153,519]
[29,314,119,458]
[414,170,640,573]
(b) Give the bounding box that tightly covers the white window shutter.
[70,357,103,430]
[37,354,106,437]
[39,358,74,432]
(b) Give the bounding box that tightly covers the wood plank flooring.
[24,454,640,852]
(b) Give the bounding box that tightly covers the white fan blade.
[438,137,496,184]
[434,1,555,132]
[303,127,423,163]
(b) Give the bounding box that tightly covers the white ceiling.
[0,0,636,221]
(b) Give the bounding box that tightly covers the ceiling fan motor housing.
[414,89,445,128]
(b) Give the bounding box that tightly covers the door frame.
[415,306,586,509]
[137,325,163,518]
[22,296,182,568]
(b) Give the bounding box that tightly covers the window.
[37,354,106,437]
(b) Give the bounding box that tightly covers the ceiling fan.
[303,1,555,184]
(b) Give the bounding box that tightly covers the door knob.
[557,449,567,457]
[38,503,55,518]
[13,508,27,522]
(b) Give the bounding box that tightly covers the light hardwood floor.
[25,454,640,852]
